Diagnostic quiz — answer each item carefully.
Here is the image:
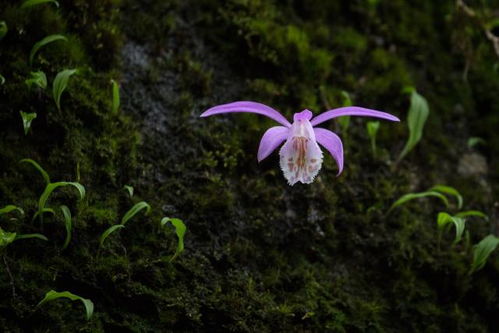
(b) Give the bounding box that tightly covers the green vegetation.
[29,34,67,65]
[19,111,37,135]
[396,89,430,164]
[38,290,93,320]
[160,217,186,262]
[52,69,77,110]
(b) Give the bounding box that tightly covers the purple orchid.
[201,101,399,185]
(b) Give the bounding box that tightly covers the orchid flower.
[201,101,399,185]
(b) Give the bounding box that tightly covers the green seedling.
[388,191,448,213]
[38,290,93,320]
[160,217,186,262]
[397,88,429,163]
[20,158,51,184]
[0,205,24,217]
[99,201,151,246]
[29,34,67,65]
[53,69,77,110]
[60,205,72,249]
[0,227,47,252]
[366,121,380,156]
[20,112,37,135]
[111,79,120,114]
[99,224,125,247]
[123,185,134,198]
[437,212,466,244]
[25,71,47,89]
[470,235,499,274]
[121,201,151,225]
[0,21,7,40]
[21,0,59,9]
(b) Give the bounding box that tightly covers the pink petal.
[310,106,400,127]
[313,128,344,176]
[201,101,291,127]
[257,126,289,162]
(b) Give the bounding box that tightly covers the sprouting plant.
[20,158,51,184]
[428,185,463,210]
[29,34,67,65]
[160,217,186,262]
[110,79,120,114]
[20,0,59,9]
[60,205,72,249]
[0,227,47,251]
[99,224,125,247]
[99,201,151,247]
[388,190,449,213]
[338,90,352,133]
[437,212,466,244]
[37,182,85,222]
[467,137,486,148]
[121,201,151,225]
[20,112,37,135]
[53,69,77,110]
[0,74,5,85]
[366,121,380,157]
[38,290,93,320]
[20,158,84,223]
[0,21,7,40]
[0,205,24,217]
[396,88,429,164]
[123,185,134,198]
[25,71,47,89]
[201,101,399,185]
[470,235,499,274]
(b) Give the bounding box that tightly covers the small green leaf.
[121,201,151,225]
[32,208,55,222]
[0,21,7,40]
[21,0,59,9]
[366,121,380,156]
[25,71,47,89]
[53,69,77,110]
[38,290,93,320]
[38,182,85,221]
[161,217,186,262]
[397,89,429,162]
[455,210,488,220]
[20,112,37,135]
[14,233,48,241]
[436,212,466,244]
[0,228,17,248]
[110,79,120,114]
[99,224,125,247]
[123,185,134,198]
[429,185,463,209]
[0,205,24,217]
[467,137,486,148]
[60,205,72,249]
[338,90,352,132]
[389,191,449,213]
[470,235,499,274]
[20,158,51,184]
[29,34,67,65]
[0,74,5,85]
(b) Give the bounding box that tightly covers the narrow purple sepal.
[314,128,344,176]
[201,101,292,127]
[257,126,289,162]
[310,106,400,127]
